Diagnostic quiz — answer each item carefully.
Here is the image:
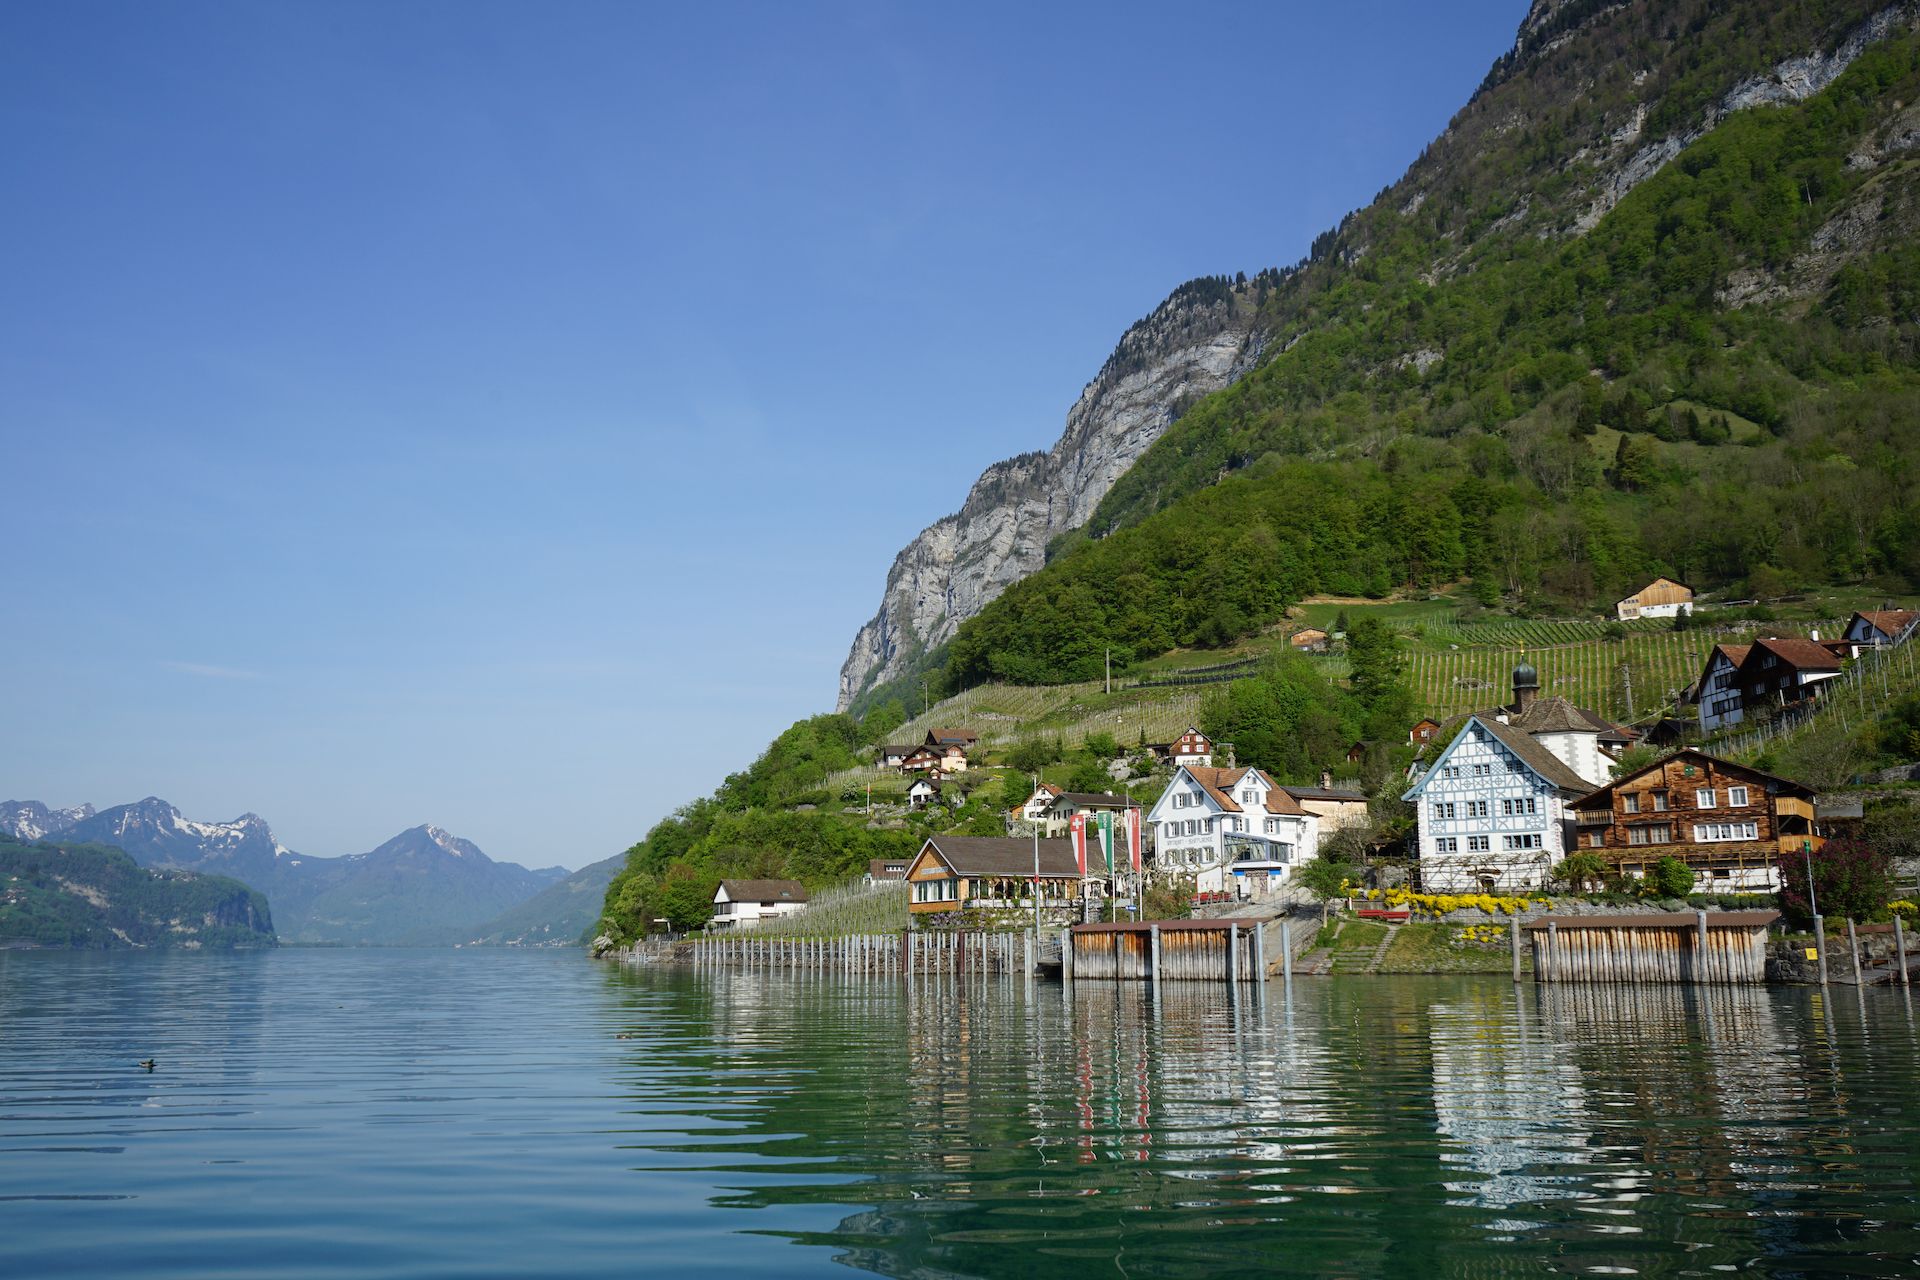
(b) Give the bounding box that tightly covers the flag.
[1127,807,1142,872]
[1096,811,1114,875]
[1070,812,1087,877]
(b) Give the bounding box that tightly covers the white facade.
[1146,766,1316,898]
[1529,729,1611,789]
[710,884,808,929]
[1402,721,1573,893]
[1695,648,1746,734]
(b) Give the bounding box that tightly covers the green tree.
[1552,851,1611,892]
[1645,855,1695,898]
[1296,854,1363,901]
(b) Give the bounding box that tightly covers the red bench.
[1355,908,1411,923]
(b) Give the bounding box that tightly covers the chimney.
[1320,770,1333,790]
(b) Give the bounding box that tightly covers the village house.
[1615,577,1694,621]
[1018,782,1063,824]
[1569,749,1819,893]
[1289,627,1331,653]
[709,879,809,930]
[898,740,970,774]
[875,743,918,769]
[1409,718,1441,746]
[1033,790,1140,838]
[1401,714,1590,893]
[904,834,1085,922]
[1843,609,1918,653]
[1735,636,1845,716]
[1145,726,1215,767]
[864,856,910,886]
[1146,765,1364,900]
[1693,642,1752,734]
[907,777,941,810]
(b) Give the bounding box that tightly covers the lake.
[2,949,1917,1278]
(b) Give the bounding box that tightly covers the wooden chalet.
[875,743,919,768]
[1570,749,1819,893]
[1615,577,1694,621]
[864,856,910,885]
[905,835,1084,919]
[1735,637,1845,714]
[1289,627,1331,653]
[1146,726,1214,767]
[1408,718,1441,746]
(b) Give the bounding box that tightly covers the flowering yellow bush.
[1891,899,1918,919]
[1345,883,1551,918]
[1454,924,1507,946]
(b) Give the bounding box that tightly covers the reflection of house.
[904,835,1084,921]
[1034,791,1139,837]
[1146,726,1214,767]
[1570,749,1817,892]
[907,778,941,809]
[1616,577,1694,620]
[864,857,910,885]
[710,879,808,929]
[1843,609,1918,654]
[1289,627,1330,653]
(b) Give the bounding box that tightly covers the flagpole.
[1031,773,1041,943]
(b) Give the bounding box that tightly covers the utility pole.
[1620,663,1634,719]
[1105,647,1111,695]
[1031,773,1042,944]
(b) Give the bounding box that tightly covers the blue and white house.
[1147,765,1364,899]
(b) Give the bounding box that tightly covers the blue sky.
[1,0,1525,870]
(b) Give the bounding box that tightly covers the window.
[1436,837,1458,853]
[1473,763,1492,777]
[1467,800,1490,818]
[1443,765,1459,779]
[1691,822,1758,842]
[1623,793,1640,815]
[1696,789,1716,808]
[1651,791,1669,812]
[1727,785,1750,806]
[1627,825,1672,846]
[1241,791,1255,805]
[1501,798,1514,816]
[1587,832,1604,848]
[912,877,957,903]
[1435,802,1456,820]
[1467,836,1490,853]
[1524,798,1537,816]
[1502,834,1542,851]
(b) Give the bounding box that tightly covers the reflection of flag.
[1070,813,1087,877]
[1097,811,1114,874]
[1126,808,1142,872]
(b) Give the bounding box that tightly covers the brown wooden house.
[905,835,1085,921]
[1569,749,1819,893]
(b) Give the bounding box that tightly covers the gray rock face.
[837,281,1265,709]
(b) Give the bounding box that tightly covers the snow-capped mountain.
[0,800,96,842]
[10,797,569,946]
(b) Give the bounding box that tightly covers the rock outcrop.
[837,278,1266,709]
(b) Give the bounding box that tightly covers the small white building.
[907,778,940,810]
[1615,577,1694,620]
[1018,783,1063,824]
[709,879,808,929]
[1401,716,1590,893]
[1843,609,1918,654]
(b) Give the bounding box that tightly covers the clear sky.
[1,0,1526,870]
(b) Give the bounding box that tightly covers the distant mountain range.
[0,797,617,947]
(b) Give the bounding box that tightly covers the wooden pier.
[1525,910,1778,984]
[1066,919,1275,982]
[677,929,1043,977]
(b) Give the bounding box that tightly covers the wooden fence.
[1067,919,1279,982]
[1526,911,1777,984]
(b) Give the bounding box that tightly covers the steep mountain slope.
[934,0,1920,690]
[836,277,1269,710]
[0,801,95,842]
[0,838,274,950]
[464,851,623,946]
[63,797,289,889]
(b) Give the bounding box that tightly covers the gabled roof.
[715,879,807,904]
[1509,695,1635,741]
[866,858,908,879]
[1709,642,1751,668]
[1406,715,1591,798]
[1570,748,1814,811]
[1181,765,1292,814]
[916,835,1079,878]
[877,743,920,755]
[1853,609,1918,638]
[1748,636,1844,672]
[1281,785,1368,803]
[1050,791,1140,810]
[1026,782,1063,801]
[925,728,978,745]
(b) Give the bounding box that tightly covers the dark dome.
[1513,660,1539,690]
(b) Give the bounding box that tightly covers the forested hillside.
[0,839,275,950]
[935,3,1920,691]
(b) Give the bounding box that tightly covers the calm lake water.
[2,950,1917,1278]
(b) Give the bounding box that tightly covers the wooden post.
[1695,910,1709,985]
[1150,925,1161,987]
[1228,924,1240,985]
[1061,928,1074,984]
[1814,914,1828,986]
[1254,922,1267,979]
[1281,920,1293,985]
[1848,918,1863,986]
[1546,920,1557,984]
[1510,916,1522,983]
[1897,915,1910,987]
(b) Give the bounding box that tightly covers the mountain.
[22,797,573,946]
[0,837,274,950]
[463,851,624,946]
[282,824,569,947]
[836,276,1268,711]
[0,800,96,842]
[892,0,1920,694]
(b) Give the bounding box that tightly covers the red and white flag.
[1127,807,1142,872]
[1069,812,1087,877]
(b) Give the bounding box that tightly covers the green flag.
[1097,811,1114,874]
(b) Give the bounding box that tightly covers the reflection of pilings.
[682,930,1039,977]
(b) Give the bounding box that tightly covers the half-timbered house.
[1402,714,1590,893]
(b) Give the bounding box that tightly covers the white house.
[710,879,808,929]
[1150,727,1214,768]
[1146,765,1357,899]
[1481,660,1634,788]
[1401,716,1591,893]
[907,778,940,810]
[1843,609,1918,654]
[1019,783,1063,824]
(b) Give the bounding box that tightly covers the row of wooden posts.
[688,930,1039,977]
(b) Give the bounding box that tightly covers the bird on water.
[138,1059,156,1072]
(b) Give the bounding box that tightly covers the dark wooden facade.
[1571,750,1817,890]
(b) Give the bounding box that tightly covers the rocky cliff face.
[837,279,1266,709]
